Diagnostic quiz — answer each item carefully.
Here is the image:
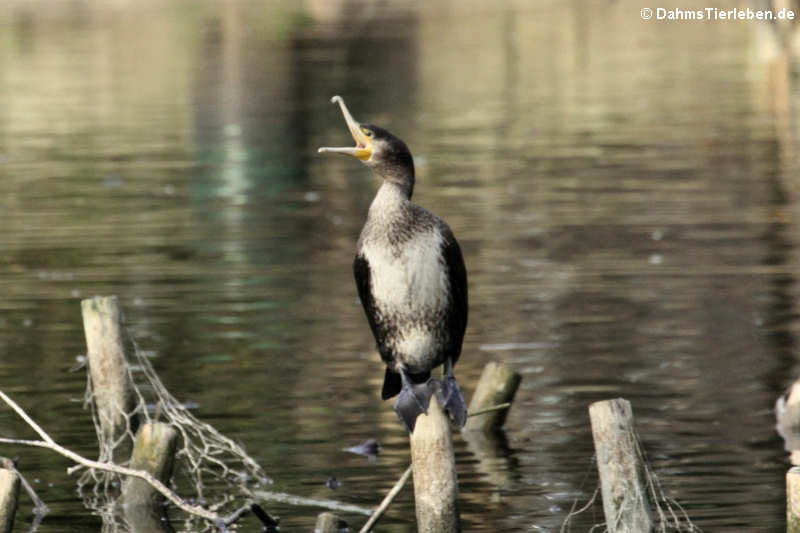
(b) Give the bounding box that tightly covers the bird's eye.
[362,128,373,138]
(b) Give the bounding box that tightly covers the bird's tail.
[381,367,402,400]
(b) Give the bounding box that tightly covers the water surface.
[1,1,799,531]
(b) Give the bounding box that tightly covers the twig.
[560,487,599,533]
[249,503,278,528]
[221,502,253,526]
[66,464,85,475]
[25,508,46,533]
[358,465,412,533]
[0,391,55,444]
[467,402,511,418]
[250,489,373,516]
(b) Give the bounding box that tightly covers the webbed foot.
[394,374,433,432]
[436,375,468,428]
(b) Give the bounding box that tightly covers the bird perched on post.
[319,96,468,432]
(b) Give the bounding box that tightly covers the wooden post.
[81,296,136,451]
[589,398,653,533]
[315,512,347,533]
[463,361,521,433]
[121,423,178,533]
[122,422,179,507]
[462,361,520,490]
[777,382,800,464]
[0,465,19,533]
[409,395,460,533]
[788,467,800,533]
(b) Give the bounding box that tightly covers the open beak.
[317,96,373,161]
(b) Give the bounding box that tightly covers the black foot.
[436,376,468,428]
[395,378,433,432]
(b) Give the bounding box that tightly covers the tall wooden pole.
[81,296,136,457]
[409,395,460,533]
[589,398,653,533]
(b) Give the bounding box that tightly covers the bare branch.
[359,465,412,533]
[467,402,511,418]
[0,390,371,525]
[0,391,219,521]
[0,391,55,445]
[250,489,373,516]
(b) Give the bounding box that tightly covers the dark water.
[1,1,800,531]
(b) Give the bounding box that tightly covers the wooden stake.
[0,466,19,533]
[589,398,653,533]
[788,466,800,533]
[315,512,347,533]
[409,395,460,533]
[81,296,136,451]
[463,361,521,433]
[122,422,178,533]
[122,422,179,506]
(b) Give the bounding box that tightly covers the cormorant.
[318,96,468,432]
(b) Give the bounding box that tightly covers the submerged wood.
[123,422,179,506]
[0,465,19,533]
[409,395,460,533]
[463,361,520,433]
[251,490,372,516]
[122,501,175,533]
[122,422,178,533]
[589,398,653,533]
[789,467,800,533]
[315,511,346,533]
[81,296,136,452]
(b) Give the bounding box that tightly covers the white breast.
[363,228,449,316]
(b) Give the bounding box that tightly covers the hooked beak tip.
[319,95,373,161]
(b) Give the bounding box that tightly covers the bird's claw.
[395,379,433,432]
[436,376,468,428]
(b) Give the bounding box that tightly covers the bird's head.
[318,96,414,196]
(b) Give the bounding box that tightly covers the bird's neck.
[369,182,411,219]
[373,164,414,198]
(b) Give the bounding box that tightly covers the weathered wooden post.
[461,361,521,490]
[409,395,460,533]
[315,511,347,533]
[463,361,521,433]
[788,466,800,533]
[122,422,179,533]
[589,398,653,533]
[777,381,800,464]
[0,462,19,533]
[122,422,179,506]
[81,296,136,454]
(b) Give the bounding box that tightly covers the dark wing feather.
[441,228,468,366]
[353,254,379,340]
